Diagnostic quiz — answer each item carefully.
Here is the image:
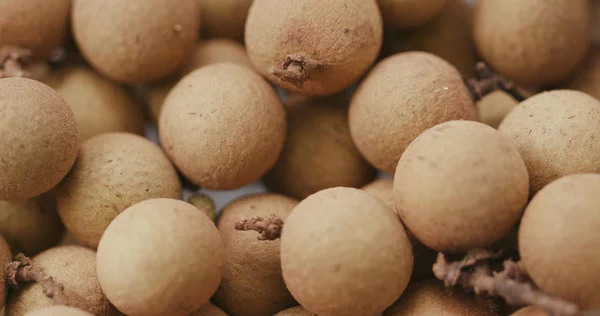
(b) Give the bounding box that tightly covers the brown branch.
[5,254,69,306]
[234,215,284,240]
[433,251,579,316]
[465,62,527,102]
[0,46,32,78]
[269,54,327,88]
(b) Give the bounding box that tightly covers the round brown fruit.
[281,187,413,316]
[56,132,181,248]
[519,174,600,311]
[498,90,600,194]
[213,194,298,316]
[361,178,395,212]
[245,0,383,96]
[24,306,93,316]
[190,303,228,316]
[561,47,600,100]
[473,0,590,86]
[274,306,313,316]
[0,78,79,200]
[159,63,286,190]
[96,198,225,316]
[199,0,253,41]
[6,246,111,316]
[377,0,447,30]
[477,91,519,129]
[71,0,200,83]
[349,52,477,174]
[394,120,529,252]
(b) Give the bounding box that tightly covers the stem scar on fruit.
[268,54,328,88]
[465,62,526,102]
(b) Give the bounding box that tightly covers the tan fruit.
[511,306,551,316]
[190,303,228,316]
[0,0,70,59]
[473,0,590,86]
[199,0,253,41]
[361,178,395,211]
[274,306,314,316]
[213,194,298,316]
[97,198,225,316]
[382,0,475,77]
[24,306,93,316]
[159,63,286,190]
[561,47,600,100]
[245,0,383,96]
[56,132,181,249]
[6,246,111,316]
[377,0,447,30]
[0,236,12,311]
[349,52,477,174]
[281,187,413,316]
[498,90,600,194]
[0,78,79,200]
[394,120,529,252]
[383,280,499,315]
[519,174,600,310]
[72,0,200,83]
[477,91,519,129]
[264,97,376,199]
[0,192,64,256]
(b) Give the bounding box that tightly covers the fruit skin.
[44,66,145,141]
[477,91,519,129]
[199,0,253,41]
[281,187,413,316]
[498,90,600,194]
[0,236,12,311]
[24,306,94,316]
[213,194,298,316]
[383,280,499,315]
[71,0,200,84]
[0,192,64,256]
[519,174,600,310]
[0,0,70,59]
[394,120,529,252]
[361,178,395,212]
[6,246,111,316]
[56,132,182,249]
[510,306,551,316]
[377,0,447,30]
[159,63,287,190]
[473,0,590,86]
[245,0,383,96]
[0,78,79,201]
[274,306,314,316]
[96,198,225,316]
[190,303,228,316]
[561,47,600,100]
[349,52,477,174]
[264,97,376,199]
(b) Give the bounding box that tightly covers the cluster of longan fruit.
[1,0,599,315]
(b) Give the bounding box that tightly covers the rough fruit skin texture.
[383,280,499,315]
[0,78,79,201]
[245,0,383,96]
[0,0,70,59]
[159,63,287,190]
[0,236,12,311]
[377,0,447,30]
[473,0,590,86]
[213,194,298,316]
[199,0,253,41]
[264,98,376,199]
[349,52,477,174]
[361,178,395,211]
[96,198,225,316]
[71,0,200,84]
[281,187,413,316]
[561,47,600,100]
[394,121,529,252]
[510,306,550,316]
[274,306,314,316]
[498,90,600,194]
[24,306,94,316]
[44,66,145,141]
[0,192,64,256]
[56,133,182,249]
[190,303,228,316]
[519,174,600,311]
[477,91,518,129]
[6,246,111,316]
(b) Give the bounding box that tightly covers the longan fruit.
[71,0,200,83]
[561,47,600,100]
[0,192,64,256]
[281,187,413,316]
[394,120,529,252]
[361,178,395,211]
[159,63,286,190]
[245,0,383,96]
[6,246,111,316]
[191,303,227,316]
[213,194,298,316]
[96,198,225,316]
[377,0,447,30]
[477,91,519,129]
[0,0,70,59]
[473,0,590,86]
[0,236,12,311]
[274,306,313,316]
[264,97,376,200]
[56,132,182,249]
[199,0,253,41]
[349,52,477,174]
[24,306,93,316]
[519,174,600,310]
[498,90,600,194]
[0,78,79,201]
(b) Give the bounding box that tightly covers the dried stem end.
[268,54,327,88]
[0,46,33,79]
[465,62,527,102]
[433,249,580,316]
[187,193,216,222]
[234,215,284,240]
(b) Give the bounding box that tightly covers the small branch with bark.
[465,62,527,102]
[433,250,579,316]
[234,215,284,240]
[269,54,328,88]
[0,46,32,78]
